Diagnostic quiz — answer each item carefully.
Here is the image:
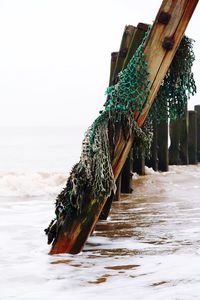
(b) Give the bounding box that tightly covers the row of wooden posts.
[108,22,200,198]
[117,105,200,197]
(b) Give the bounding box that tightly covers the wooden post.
[157,110,169,171]
[121,153,133,192]
[101,27,134,217]
[102,24,146,214]
[49,0,199,255]
[98,194,114,220]
[109,52,118,86]
[111,25,136,84]
[100,51,118,220]
[169,118,181,165]
[188,110,197,164]
[121,23,148,181]
[113,175,121,201]
[179,107,189,164]
[123,23,148,69]
[109,23,148,196]
[120,24,148,190]
[105,23,149,203]
[145,119,158,171]
[110,26,135,197]
[132,148,145,175]
[101,26,136,218]
[99,175,121,220]
[194,105,200,161]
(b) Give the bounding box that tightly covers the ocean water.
[0,126,85,197]
[1,126,200,300]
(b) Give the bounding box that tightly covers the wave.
[0,172,67,197]
[1,165,199,197]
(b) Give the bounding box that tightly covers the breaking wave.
[0,172,67,197]
[1,165,200,197]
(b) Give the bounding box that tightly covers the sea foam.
[0,172,67,197]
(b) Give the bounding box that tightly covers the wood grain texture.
[111,25,136,84]
[137,0,199,126]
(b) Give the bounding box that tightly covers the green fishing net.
[149,36,196,123]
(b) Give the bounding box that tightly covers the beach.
[1,126,200,300]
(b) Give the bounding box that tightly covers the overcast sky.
[0,0,199,127]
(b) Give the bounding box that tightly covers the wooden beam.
[49,0,199,255]
[109,52,118,86]
[169,118,181,165]
[194,105,200,161]
[111,25,136,84]
[137,0,199,126]
[100,26,136,219]
[145,119,158,171]
[123,23,148,69]
[105,23,148,212]
[188,110,197,164]
[179,106,189,164]
[157,119,169,171]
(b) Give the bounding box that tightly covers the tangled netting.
[149,36,196,123]
[45,28,152,243]
[45,30,196,245]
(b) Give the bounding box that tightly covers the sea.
[1,126,200,300]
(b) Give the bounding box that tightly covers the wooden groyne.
[46,0,199,255]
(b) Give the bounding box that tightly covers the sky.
[0,0,200,128]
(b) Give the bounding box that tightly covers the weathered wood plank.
[194,105,200,161]
[133,148,145,175]
[157,120,169,171]
[188,110,197,164]
[111,25,136,84]
[102,26,137,214]
[179,106,189,165]
[145,119,158,171]
[121,152,133,193]
[109,52,118,86]
[137,0,199,127]
[169,118,181,165]
[123,23,148,69]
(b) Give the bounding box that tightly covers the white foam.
[0,172,67,197]
[131,172,140,179]
[144,166,157,175]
